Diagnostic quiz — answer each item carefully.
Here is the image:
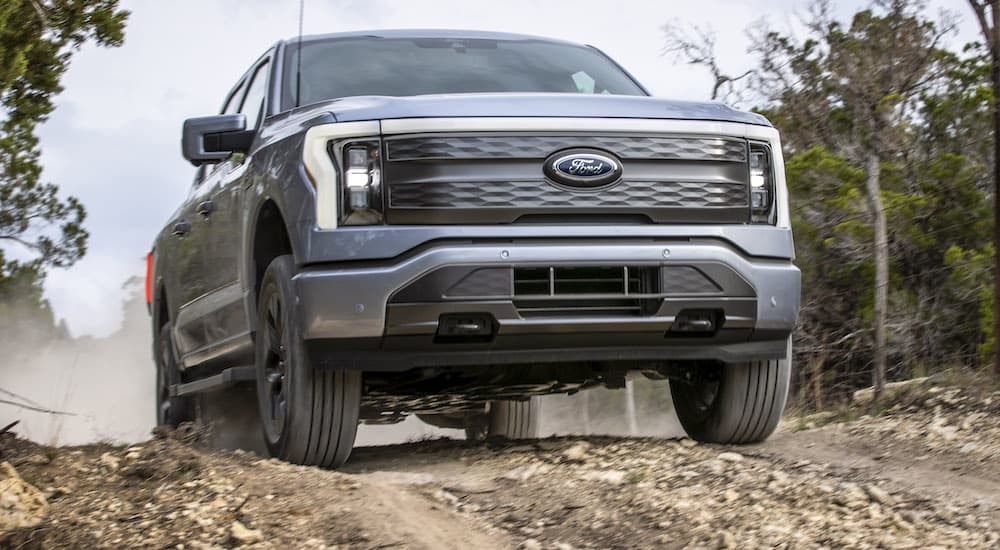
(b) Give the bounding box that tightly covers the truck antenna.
[295,0,304,108]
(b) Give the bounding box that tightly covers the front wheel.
[669,339,791,444]
[255,255,361,468]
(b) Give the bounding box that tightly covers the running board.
[169,366,255,397]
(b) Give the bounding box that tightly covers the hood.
[316,93,771,127]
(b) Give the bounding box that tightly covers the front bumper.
[292,238,800,371]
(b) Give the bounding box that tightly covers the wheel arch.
[245,197,295,332]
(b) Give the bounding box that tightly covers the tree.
[0,1,128,302]
[661,22,752,102]
[751,0,950,398]
[968,0,1000,377]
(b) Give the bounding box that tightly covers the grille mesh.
[389,179,748,209]
[387,135,747,162]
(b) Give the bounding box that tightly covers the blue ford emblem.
[544,149,623,189]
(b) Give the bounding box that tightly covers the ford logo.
[543,149,623,189]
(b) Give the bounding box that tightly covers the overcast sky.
[36,0,975,337]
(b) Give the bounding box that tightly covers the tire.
[155,323,193,427]
[255,255,361,468]
[488,398,540,439]
[670,339,791,444]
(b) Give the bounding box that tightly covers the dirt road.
[2,384,998,549]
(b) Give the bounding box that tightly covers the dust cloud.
[0,279,684,449]
[0,282,155,446]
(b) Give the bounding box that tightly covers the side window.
[196,80,247,184]
[222,80,247,115]
[239,61,270,129]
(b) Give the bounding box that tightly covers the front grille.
[382,132,751,225]
[513,266,658,317]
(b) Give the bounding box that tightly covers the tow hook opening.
[435,313,498,343]
[667,309,724,338]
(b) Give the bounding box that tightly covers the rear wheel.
[669,339,791,444]
[155,323,193,427]
[255,255,361,468]
[488,398,540,439]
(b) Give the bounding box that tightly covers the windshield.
[282,36,647,110]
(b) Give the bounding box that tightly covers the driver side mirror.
[181,114,255,166]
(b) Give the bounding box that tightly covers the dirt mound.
[1,384,998,549]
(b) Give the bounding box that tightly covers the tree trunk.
[865,151,889,398]
[991,2,1000,378]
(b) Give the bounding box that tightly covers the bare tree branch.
[0,397,76,416]
[661,21,754,102]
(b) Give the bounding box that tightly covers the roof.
[284,28,582,47]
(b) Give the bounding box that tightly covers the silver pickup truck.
[148,29,800,468]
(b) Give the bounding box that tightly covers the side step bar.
[169,366,255,397]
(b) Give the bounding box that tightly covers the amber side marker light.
[145,251,153,306]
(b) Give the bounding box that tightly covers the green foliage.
[740,1,996,398]
[0,1,128,324]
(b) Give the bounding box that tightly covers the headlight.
[749,142,774,224]
[337,140,384,225]
[301,121,382,229]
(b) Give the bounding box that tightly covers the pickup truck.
[147,29,800,468]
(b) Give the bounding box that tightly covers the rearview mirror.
[181,114,254,166]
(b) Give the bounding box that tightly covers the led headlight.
[749,142,775,224]
[339,141,383,225]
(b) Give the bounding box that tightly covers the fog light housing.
[340,141,383,225]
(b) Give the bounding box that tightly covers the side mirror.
[181,114,255,166]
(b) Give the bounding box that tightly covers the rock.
[444,480,499,494]
[718,452,744,462]
[19,454,52,466]
[702,459,726,475]
[717,530,737,548]
[501,463,541,482]
[959,442,978,454]
[853,377,929,405]
[562,441,592,462]
[230,520,264,545]
[866,485,895,506]
[582,470,627,485]
[931,424,959,441]
[839,483,869,509]
[801,411,837,427]
[535,440,562,451]
[99,452,121,472]
[679,438,698,448]
[0,462,50,534]
[521,538,542,550]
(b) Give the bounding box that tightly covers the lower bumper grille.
[513,266,659,317]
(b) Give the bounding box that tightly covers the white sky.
[36,0,976,337]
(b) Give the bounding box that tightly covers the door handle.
[172,220,192,237]
[196,200,215,217]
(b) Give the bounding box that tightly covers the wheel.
[255,255,361,468]
[669,339,791,444]
[155,323,193,427]
[488,398,540,439]
[464,412,489,441]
